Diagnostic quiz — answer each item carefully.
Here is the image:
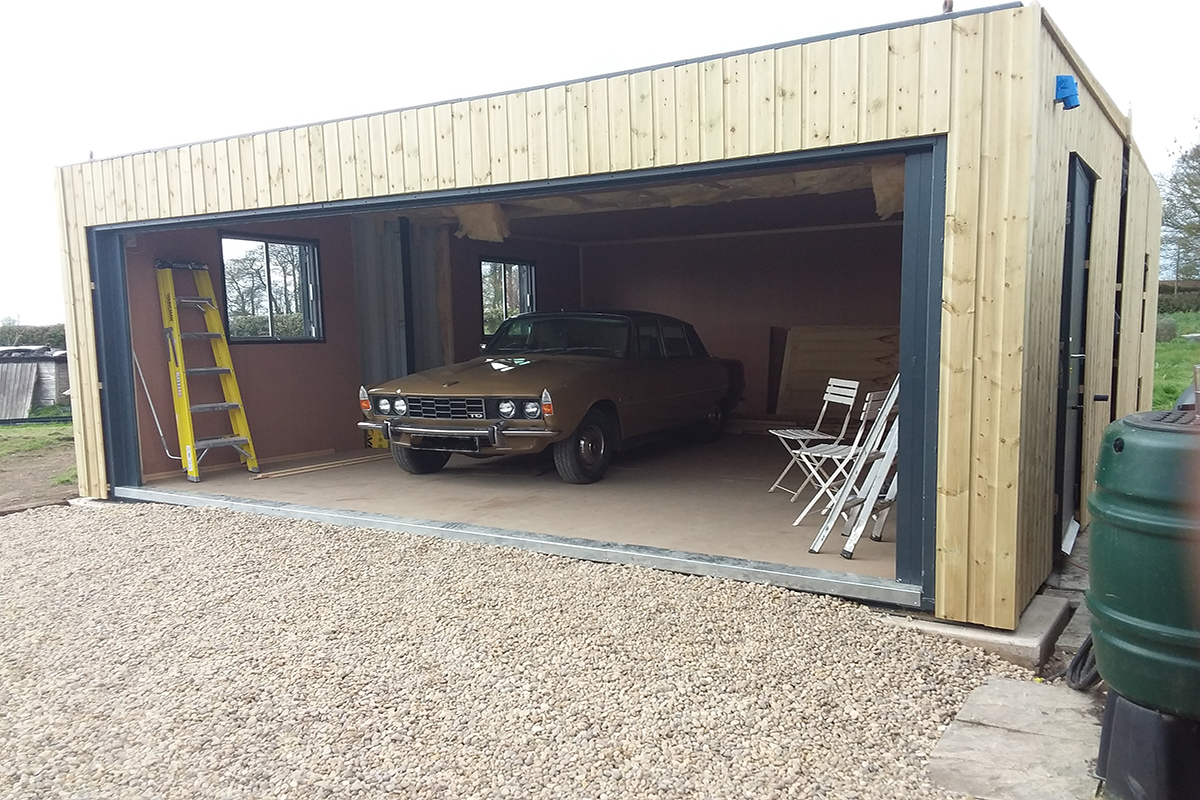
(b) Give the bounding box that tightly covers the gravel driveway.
[0,502,1026,799]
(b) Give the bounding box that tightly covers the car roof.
[507,310,689,325]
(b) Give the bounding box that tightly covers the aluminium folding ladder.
[155,259,259,482]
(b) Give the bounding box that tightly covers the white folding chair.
[768,378,859,500]
[789,375,899,531]
[836,416,900,559]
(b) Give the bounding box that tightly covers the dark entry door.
[1054,155,1094,552]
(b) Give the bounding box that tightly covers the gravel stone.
[0,502,1029,798]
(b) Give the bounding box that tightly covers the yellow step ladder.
[155,259,259,482]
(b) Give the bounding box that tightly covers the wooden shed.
[56,1,1161,630]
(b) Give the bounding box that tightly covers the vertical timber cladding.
[57,12,963,499]
[936,6,1040,630]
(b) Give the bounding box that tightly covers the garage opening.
[108,145,939,610]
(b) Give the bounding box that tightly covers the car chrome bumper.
[358,419,560,444]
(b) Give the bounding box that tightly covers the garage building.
[56,2,1161,630]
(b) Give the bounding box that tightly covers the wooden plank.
[775,45,802,152]
[525,89,548,180]
[383,112,405,195]
[505,93,530,183]
[213,139,232,212]
[888,25,922,138]
[723,54,749,158]
[120,156,137,222]
[265,130,284,207]
[308,125,328,203]
[858,30,890,142]
[699,59,725,162]
[173,148,193,217]
[400,109,422,192]
[99,159,116,224]
[321,122,342,201]
[239,136,260,209]
[607,75,632,172]
[829,36,860,146]
[775,326,900,423]
[653,67,677,165]
[566,82,590,176]
[416,105,439,190]
[546,85,569,178]
[199,142,218,214]
[1139,200,1162,410]
[339,119,359,198]
[132,152,149,219]
[295,126,316,204]
[142,151,161,220]
[488,96,510,185]
[252,134,272,208]
[278,128,298,206]
[153,150,172,217]
[630,71,655,169]
[1115,160,1149,417]
[368,114,389,195]
[469,98,492,184]
[587,79,612,172]
[802,40,831,149]
[935,12,984,625]
[919,20,953,134]
[79,161,98,226]
[228,136,249,209]
[109,158,128,223]
[162,149,182,217]
[747,50,775,155]
[184,146,204,215]
[436,102,459,189]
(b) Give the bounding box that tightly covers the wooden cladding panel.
[67,16,961,226]
[935,6,1039,630]
[775,326,900,424]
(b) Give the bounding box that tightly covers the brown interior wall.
[579,228,902,417]
[447,236,582,363]
[126,217,363,479]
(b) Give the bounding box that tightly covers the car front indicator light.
[541,389,553,417]
[359,386,371,412]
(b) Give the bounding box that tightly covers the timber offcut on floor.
[125,433,911,605]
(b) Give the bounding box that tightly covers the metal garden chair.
[768,377,859,501]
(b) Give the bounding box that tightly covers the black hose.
[1063,634,1102,690]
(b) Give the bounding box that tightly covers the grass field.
[0,423,74,458]
[1154,312,1200,410]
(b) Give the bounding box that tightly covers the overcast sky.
[2,0,1196,325]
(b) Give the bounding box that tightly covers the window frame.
[480,258,536,337]
[218,232,325,345]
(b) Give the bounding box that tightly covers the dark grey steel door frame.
[1054,154,1096,552]
[88,137,946,609]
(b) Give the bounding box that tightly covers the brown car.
[358,311,739,483]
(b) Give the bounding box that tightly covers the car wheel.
[554,410,615,484]
[392,445,451,475]
[694,401,728,443]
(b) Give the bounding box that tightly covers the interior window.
[481,260,535,335]
[660,321,692,357]
[638,321,664,359]
[221,236,322,342]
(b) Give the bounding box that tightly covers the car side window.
[660,322,692,358]
[637,321,664,359]
[684,324,709,358]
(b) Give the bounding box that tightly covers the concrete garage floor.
[143,433,898,583]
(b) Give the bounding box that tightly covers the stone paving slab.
[929,677,1103,800]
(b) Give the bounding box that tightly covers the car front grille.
[406,396,487,420]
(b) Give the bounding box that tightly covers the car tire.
[392,445,451,475]
[694,401,728,443]
[553,409,616,484]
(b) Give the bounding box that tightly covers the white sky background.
[1,0,1197,325]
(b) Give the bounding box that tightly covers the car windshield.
[484,316,631,358]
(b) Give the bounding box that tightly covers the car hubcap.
[577,425,605,467]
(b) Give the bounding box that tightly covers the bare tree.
[1161,135,1200,283]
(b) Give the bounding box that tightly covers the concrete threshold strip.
[112,485,922,609]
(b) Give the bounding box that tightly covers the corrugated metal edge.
[112,486,923,608]
[0,361,37,419]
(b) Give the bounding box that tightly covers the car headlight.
[378,397,391,414]
[522,401,541,419]
[394,397,407,416]
[498,399,516,418]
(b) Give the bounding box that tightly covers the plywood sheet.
[775,326,900,424]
